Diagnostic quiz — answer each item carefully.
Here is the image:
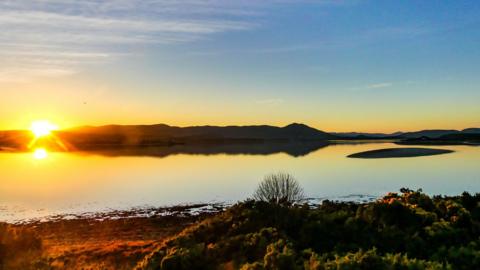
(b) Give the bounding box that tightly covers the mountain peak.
[284,123,310,129]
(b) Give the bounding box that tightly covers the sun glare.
[33,148,48,160]
[30,120,58,138]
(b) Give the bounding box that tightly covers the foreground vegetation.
[0,205,217,269]
[137,189,480,269]
[2,189,480,269]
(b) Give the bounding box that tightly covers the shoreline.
[1,194,380,225]
[3,190,479,269]
[10,207,218,269]
[2,203,227,225]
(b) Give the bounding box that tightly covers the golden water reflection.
[0,142,478,222]
[33,148,48,160]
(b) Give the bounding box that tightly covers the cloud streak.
[0,1,266,82]
[0,0,359,82]
[349,82,393,91]
[366,82,393,89]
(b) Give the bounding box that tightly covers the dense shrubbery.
[137,189,480,269]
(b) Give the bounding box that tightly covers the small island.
[348,147,454,159]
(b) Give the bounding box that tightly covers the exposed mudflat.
[348,147,454,159]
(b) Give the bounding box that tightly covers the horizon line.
[2,122,478,135]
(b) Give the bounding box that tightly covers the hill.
[462,128,480,133]
[0,130,32,150]
[65,123,333,140]
[2,124,480,151]
[55,123,336,149]
[335,128,480,142]
[330,132,402,139]
[400,129,461,139]
[397,133,480,146]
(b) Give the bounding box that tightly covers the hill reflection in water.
[75,141,330,158]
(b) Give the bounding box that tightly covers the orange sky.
[1,76,479,133]
[1,2,479,133]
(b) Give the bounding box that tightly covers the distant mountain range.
[333,128,480,139]
[1,123,479,151]
[330,132,403,139]
[56,123,335,149]
[65,123,335,140]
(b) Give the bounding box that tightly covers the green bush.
[137,189,480,269]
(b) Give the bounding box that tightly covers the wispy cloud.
[188,23,433,57]
[0,1,274,82]
[0,0,362,82]
[350,82,393,91]
[366,82,393,89]
[189,43,326,56]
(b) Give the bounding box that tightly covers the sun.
[30,120,59,138]
[33,148,48,160]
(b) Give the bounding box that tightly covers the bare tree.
[253,172,305,205]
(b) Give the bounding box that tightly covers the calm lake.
[0,142,479,222]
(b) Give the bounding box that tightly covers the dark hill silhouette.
[335,128,480,140]
[58,123,336,148]
[463,128,480,133]
[66,123,333,140]
[331,132,403,139]
[400,129,460,139]
[397,133,480,146]
[1,124,480,151]
[332,132,396,138]
[335,130,461,139]
[0,130,32,150]
[439,133,480,141]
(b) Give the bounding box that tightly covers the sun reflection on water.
[33,148,48,160]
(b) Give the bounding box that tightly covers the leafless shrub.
[253,172,304,205]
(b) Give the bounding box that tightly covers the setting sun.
[0,1,479,268]
[33,148,48,159]
[30,120,58,138]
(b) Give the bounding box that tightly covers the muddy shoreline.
[1,204,224,269]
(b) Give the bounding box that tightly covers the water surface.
[0,142,478,222]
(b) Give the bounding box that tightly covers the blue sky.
[1,0,479,132]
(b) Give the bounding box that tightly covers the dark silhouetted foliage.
[137,189,480,269]
[253,173,304,206]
